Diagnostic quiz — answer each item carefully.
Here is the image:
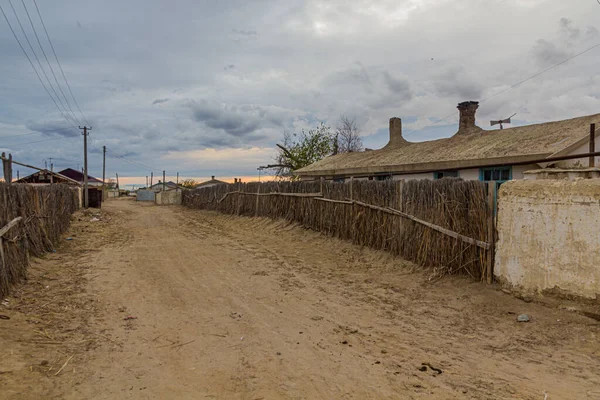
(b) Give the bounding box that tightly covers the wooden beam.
[486,182,497,284]
[350,199,490,250]
[0,217,23,237]
[590,123,596,168]
[314,197,353,205]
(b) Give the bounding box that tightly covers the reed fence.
[183,179,495,281]
[0,183,79,297]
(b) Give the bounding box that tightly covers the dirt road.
[2,198,600,399]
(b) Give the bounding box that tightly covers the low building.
[295,101,600,184]
[16,169,81,185]
[195,176,227,189]
[149,181,181,192]
[58,168,104,186]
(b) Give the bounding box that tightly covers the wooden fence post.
[255,184,261,217]
[237,182,242,215]
[590,123,596,168]
[486,182,497,284]
[2,152,12,185]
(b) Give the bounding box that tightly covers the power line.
[0,126,76,141]
[19,0,81,125]
[403,42,600,138]
[7,0,77,127]
[89,141,160,172]
[479,43,600,104]
[2,135,71,148]
[0,2,76,129]
[32,0,89,126]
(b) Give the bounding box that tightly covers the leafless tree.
[336,115,363,153]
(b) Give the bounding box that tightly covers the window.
[479,166,511,182]
[333,177,345,183]
[434,170,459,179]
[375,175,391,181]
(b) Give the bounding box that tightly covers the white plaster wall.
[392,173,433,180]
[458,168,479,180]
[156,189,182,205]
[495,179,600,299]
[557,141,600,168]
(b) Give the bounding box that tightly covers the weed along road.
[2,197,600,399]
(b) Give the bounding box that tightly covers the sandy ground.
[1,197,600,399]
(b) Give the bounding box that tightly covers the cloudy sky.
[1,0,599,186]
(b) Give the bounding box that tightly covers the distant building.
[149,181,181,192]
[295,101,600,184]
[195,176,227,189]
[16,169,80,185]
[58,168,104,186]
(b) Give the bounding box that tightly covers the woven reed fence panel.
[0,183,79,297]
[183,179,490,280]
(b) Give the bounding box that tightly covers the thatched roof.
[296,112,600,177]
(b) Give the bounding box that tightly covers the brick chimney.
[386,117,408,148]
[456,101,481,134]
[211,175,215,180]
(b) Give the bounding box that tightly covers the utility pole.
[163,170,166,191]
[79,126,92,208]
[176,172,179,186]
[150,172,153,187]
[102,145,106,191]
[116,173,120,190]
[49,157,54,184]
[146,175,148,188]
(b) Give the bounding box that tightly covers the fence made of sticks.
[0,183,79,297]
[183,179,496,281]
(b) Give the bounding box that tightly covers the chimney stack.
[456,101,480,134]
[386,117,408,148]
[211,175,215,180]
[234,178,237,183]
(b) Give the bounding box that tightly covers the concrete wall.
[155,189,182,205]
[136,189,156,202]
[495,179,600,299]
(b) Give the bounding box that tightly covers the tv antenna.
[490,113,516,130]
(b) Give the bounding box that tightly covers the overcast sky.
[1,0,599,185]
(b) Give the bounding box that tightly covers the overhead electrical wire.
[7,0,78,127]
[19,0,81,126]
[2,135,71,148]
[89,140,160,172]
[403,42,600,138]
[0,3,77,130]
[32,0,89,126]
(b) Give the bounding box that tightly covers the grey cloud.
[224,64,236,70]
[432,66,483,100]
[232,29,257,36]
[531,39,571,67]
[190,101,261,137]
[382,71,412,98]
[152,98,170,105]
[559,18,580,40]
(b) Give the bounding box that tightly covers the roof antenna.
[490,113,516,130]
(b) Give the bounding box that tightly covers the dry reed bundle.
[0,183,79,297]
[183,178,490,280]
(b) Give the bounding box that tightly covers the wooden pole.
[163,170,166,192]
[255,184,261,217]
[590,123,596,168]
[150,172,153,187]
[116,173,120,190]
[102,145,106,191]
[486,182,497,284]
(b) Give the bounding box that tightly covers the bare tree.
[336,115,363,153]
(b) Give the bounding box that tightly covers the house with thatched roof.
[295,101,600,183]
[195,176,227,189]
